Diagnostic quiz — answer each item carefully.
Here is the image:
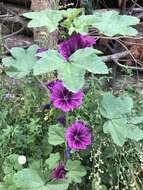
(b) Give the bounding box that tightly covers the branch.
[101,51,129,62]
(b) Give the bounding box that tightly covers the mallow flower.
[59,33,96,61]
[49,80,84,112]
[51,163,66,180]
[66,121,91,150]
[36,33,96,60]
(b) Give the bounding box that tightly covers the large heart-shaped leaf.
[2,45,38,79]
[23,10,63,32]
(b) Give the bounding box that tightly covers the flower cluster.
[45,33,94,181]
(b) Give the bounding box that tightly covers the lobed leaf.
[128,116,143,124]
[70,47,108,75]
[2,45,38,79]
[103,119,143,146]
[34,48,108,92]
[48,125,65,146]
[34,50,64,75]
[46,152,60,170]
[13,169,44,189]
[23,10,63,32]
[70,11,139,36]
[92,11,140,36]
[66,160,86,183]
[100,92,133,119]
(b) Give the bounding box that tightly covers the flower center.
[74,134,81,142]
[64,95,69,101]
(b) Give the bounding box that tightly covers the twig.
[0,24,26,41]
[101,51,129,62]
[114,60,143,71]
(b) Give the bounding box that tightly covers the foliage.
[101,92,143,146]
[34,48,108,92]
[2,45,38,79]
[23,10,63,32]
[0,5,143,190]
[48,124,65,146]
[70,11,140,36]
[65,160,87,183]
[23,9,139,37]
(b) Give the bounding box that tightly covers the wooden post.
[31,0,59,48]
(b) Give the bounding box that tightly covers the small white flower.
[18,155,26,165]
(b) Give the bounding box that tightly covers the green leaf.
[34,48,108,92]
[62,8,82,20]
[2,45,38,79]
[100,92,133,119]
[23,10,63,32]
[34,50,64,75]
[13,168,69,190]
[2,154,22,175]
[58,62,85,92]
[92,11,139,36]
[66,160,86,183]
[3,173,17,190]
[46,152,60,170]
[70,47,108,74]
[70,11,139,36]
[103,119,128,146]
[13,169,44,189]
[43,181,69,190]
[128,116,143,124]
[126,124,143,141]
[69,15,94,34]
[62,8,82,29]
[0,183,7,190]
[48,125,65,146]
[101,92,143,146]
[103,119,143,146]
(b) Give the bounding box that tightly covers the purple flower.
[37,47,48,54]
[66,121,91,150]
[51,163,66,180]
[58,33,96,60]
[50,81,84,112]
[57,115,66,126]
[46,80,61,93]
